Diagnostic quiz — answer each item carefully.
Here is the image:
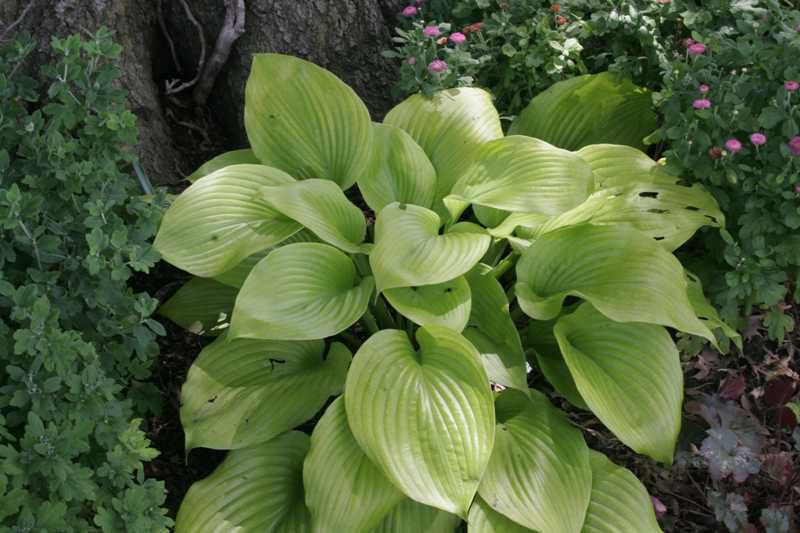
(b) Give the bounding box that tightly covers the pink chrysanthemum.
[789,136,800,156]
[402,5,417,16]
[423,25,441,37]
[725,138,742,154]
[688,42,706,55]
[749,133,767,146]
[450,32,467,44]
[427,59,448,73]
[785,80,799,92]
[692,98,712,109]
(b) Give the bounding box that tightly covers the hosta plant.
[156,54,735,532]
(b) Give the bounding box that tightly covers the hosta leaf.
[582,451,663,533]
[159,277,237,336]
[515,224,715,343]
[575,144,671,190]
[527,319,588,410]
[384,88,503,211]
[384,276,472,331]
[260,179,369,253]
[488,212,550,239]
[304,398,403,532]
[358,123,437,211]
[372,499,461,533]
[154,164,300,277]
[444,136,594,221]
[479,389,592,533]
[686,272,741,348]
[474,205,510,228]
[230,243,374,340]
[345,326,495,517]
[370,203,491,293]
[463,265,528,390]
[187,148,260,182]
[244,54,372,190]
[554,304,683,463]
[509,73,656,151]
[181,337,350,451]
[175,431,311,532]
[468,497,531,533]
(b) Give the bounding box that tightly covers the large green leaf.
[260,179,369,253]
[554,304,683,463]
[463,265,528,390]
[229,243,374,340]
[370,203,491,292]
[372,499,461,533]
[686,271,741,348]
[180,337,350,451]
[159,277,237,336]
[444,136,594,221]
[479,389,592,533]
[303,398,403,532]
[384,276,472,331]
[244,54,372,190]
[187,148,260,183]
[575,144,671,190]
[515,224,715,343]
[384,88,503,210]
[582,451,663,533]
[345,326,495,517]
[154,164,301,277]
[468,497,531,533]
[358,123,437,211]
[175,431,311,532]
[509,73,656,151]
[527,318,588,410]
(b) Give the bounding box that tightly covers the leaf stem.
[491,253,519,279]
[372,296,396,330]
[359,310,380,335]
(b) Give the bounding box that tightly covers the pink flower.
[402,5,417,16]
[407,56,417,65]
[423,25,441,37]
[785,80,799,92]
[725,138,742,153]
[450,32,467,44]
[749,133,767,146]
[688,43,706,55]
[795,183,800,194]
[427,59,448,73]
[789,136,800,156]
[692,98,712,109]
[681,38,695,48]
[699,84,711,94]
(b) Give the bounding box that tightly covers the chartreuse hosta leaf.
[187,148,260,182]
[582,451,663,533]
[159,277,237,336]
[463,265,528,390]
[180,337,350,451]
[479,388,592,533]
[175,431,311,532]
[515,224,715,344]
[444,135,594,222]
[686,271,742,348]
[154,164,301,277]
[384,276,472,331]
[358,122,437,211]
[244,54,372,190]
[372,499,461,532]
[554,303,683,463]
[229,243,374,340]
[384,87,503,210]
[260,179,370,254]
[527,318,589,410]
[509,72,656,151]
[345,326,495,517]
[370,203,491,292]
[575,144,671,190]
[468,497,531,533]
[304,398,404,532]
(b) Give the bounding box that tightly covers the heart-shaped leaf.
[515,224,715,343]
[478,389,592,533]
[384,88,503,211]
[187,148,260,183]
[554,303,683,463]
[468,497,531,533]
[582,451,663,533]
[260,179,369,253]
[304,398,403,532]
[384,276,472,331]
[358,123,437,211]
[154,164,301,277]
[181,337,350,451]
[444,136,594,221]
[370,203,491,293]
[371,499,461,532]
[244,54,373,190]
[159,277,237,336]
[509,73,656,151]
[345,326,495,517]
[175,431,311,532]
[575,144,671,190]
[463,266,528,390]
[230,243,374,340]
